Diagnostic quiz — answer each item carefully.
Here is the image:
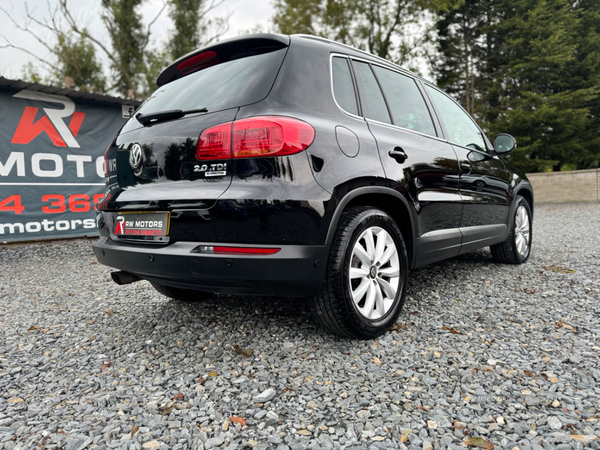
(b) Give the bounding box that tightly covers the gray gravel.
[1,202,600,450]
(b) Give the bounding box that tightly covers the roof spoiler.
[156,34,291,87]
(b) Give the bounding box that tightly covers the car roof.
[290,34,428,83]
[156,33,431,87]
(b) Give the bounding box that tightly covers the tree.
[491,0,596,172]
[0,4,105,92]
[273,0,328,38]
[1,0,232,98]
[167,0,229,60]
[99,0,150,96]
[430,0,493,116]
[570,0,600,169]
[432,0,600,172]
[0,0,166,96]
[273,0,442,65]
[142,0,230,94]
[53,30,106,92]
[21,62,45,85]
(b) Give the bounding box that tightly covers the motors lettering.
[115,216,165,236]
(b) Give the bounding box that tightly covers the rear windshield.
[126,48,287,128]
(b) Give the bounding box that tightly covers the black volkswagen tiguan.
[94,34,534,339]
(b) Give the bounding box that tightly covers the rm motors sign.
[0,86,133,241]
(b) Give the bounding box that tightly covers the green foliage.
[494,0,598,171]
[572,0,600,168]
[432,0,600,172]
[273,0,434,64]
[274,0,600,171]
[101,0,148,96]
[431,0,492,116]
[4,0,229,98]
[52,30,106,92]
[168,0,204,59]
[167,0,229,60]
[21,63,46,85]
[143,49,170,95]
[273,0,323,36]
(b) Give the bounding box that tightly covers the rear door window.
[352,61,392,124]
[372,66,437,137]
[331,57,359,115]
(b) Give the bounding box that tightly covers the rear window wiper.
[135,107,208,126]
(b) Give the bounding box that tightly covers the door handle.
[460,162,472,174]
[388,147,408,163]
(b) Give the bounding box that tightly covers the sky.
[0,0,275,80]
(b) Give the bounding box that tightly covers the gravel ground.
[1,202,600,450]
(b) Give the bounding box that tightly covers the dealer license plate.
[113,211,170,242]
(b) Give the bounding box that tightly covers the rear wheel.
[150,282,213,302]
[491,195,532,264]
[312,207,408,339]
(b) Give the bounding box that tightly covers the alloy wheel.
[514,205,530,257]
[348,226,400,320]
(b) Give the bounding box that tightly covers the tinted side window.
[352,61,391,124]
[372,66,436,136]
[332,57,358,115]
[426,86,486,150]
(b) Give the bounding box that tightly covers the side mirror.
[494,133,517,154]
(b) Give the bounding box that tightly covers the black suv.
[94,34,533,339]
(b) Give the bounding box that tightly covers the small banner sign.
[0,87,135,242]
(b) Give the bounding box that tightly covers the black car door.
[350,60,463,266]
[423,84,511,252]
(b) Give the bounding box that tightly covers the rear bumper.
[92,237,329,296]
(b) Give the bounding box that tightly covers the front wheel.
[312,207,409,339]
[491,195,532,264]
[150,282,213,302]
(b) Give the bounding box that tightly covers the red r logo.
[10,90,85,148]
[115,216,125,235]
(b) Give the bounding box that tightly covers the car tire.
[312,207,408,339]
[150,282,213,302]
[490,195,532,264]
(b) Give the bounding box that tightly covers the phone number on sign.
[120,229,164,236]
[0,194,105,215]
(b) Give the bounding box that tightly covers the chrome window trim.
[337,54,441,139]
[328,51,495,153]
[364,117,450,145]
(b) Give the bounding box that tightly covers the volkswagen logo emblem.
[129,143,143,171]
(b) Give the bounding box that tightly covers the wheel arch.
[326,187,418,269]
[514,182,534,216]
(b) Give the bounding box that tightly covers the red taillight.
[195,245,280,255]
[196,116,315,160]
[177,51,218,74]
[197,122,232,160]
[97,192,111,210]
[233,117,315,158]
